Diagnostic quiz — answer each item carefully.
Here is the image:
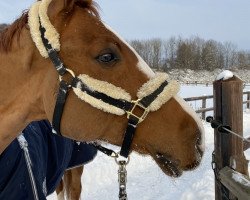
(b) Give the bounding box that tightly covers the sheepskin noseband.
[73,73,179,115]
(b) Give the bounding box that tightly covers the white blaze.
[103,23,155,78]
[174,95,205,152]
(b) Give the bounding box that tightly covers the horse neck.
[0,36,47,154]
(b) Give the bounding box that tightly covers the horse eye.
[96,53,118,64]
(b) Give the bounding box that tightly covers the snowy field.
[48,85,250,200]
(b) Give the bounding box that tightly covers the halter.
[40,23,173,157]
[28,1,180,199]
[28,0,180,157]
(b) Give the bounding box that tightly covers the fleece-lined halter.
[28,0,180,158]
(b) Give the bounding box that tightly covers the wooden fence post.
[213,76,249,200]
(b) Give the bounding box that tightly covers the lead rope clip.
[115,156,130,200]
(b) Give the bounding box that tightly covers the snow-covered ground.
[168,69,250,84]
[48,84,250,200]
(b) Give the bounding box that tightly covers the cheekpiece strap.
[120,118,139,158]
[52,80,70,135]
[40,25,67,76]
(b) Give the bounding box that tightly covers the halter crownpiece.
[28,0,60,58]
[28,0,180,158]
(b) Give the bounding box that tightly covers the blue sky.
[0,0,249,50]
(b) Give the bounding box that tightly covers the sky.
[0,0,249,50]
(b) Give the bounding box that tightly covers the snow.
[216,70,234,81]
[47,84,250,200]
[232,171,250,187]
[167,69,250,84]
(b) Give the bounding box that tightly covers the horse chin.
[152,153,183,178]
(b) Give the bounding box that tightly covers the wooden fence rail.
[244,138,250,151]
[184,91,250,120]
[219,167,250,200]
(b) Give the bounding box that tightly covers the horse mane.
[0,0,99,53]
[0,12,28,52]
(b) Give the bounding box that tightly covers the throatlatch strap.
[92,143,117,157]
[52,81,70,135]
[120,118,139,158]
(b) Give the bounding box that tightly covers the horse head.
[26,0,205,177]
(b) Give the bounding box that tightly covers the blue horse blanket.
[0,120,97,200]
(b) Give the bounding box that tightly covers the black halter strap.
[39,24,169,158]
[71,78,134,112]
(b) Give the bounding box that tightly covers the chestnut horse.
[0,0,204,199]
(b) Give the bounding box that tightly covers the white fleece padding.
[76,74,131,101]
[28,0,61,58]
[73,74,132,115]
[138,73,180,111]
[73,87,126,115]
[39,0,60,51]
[28,1,49,58]
[137,73,168,98]
[73,73,179,115]
[147,80,180,111]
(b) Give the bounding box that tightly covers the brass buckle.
[126,99,149,123]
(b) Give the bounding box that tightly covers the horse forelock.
[0,0,99,53]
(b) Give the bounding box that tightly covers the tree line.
[130,37,250,71]
[1,23,249,71]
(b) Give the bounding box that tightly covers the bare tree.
[163,36,177,70]
[130,36,248,71]
[150,38,163,70]
[223,41,238,69]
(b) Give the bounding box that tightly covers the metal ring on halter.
[115,153,130,165]
[59,68,76,82]
[110,152,119,158]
